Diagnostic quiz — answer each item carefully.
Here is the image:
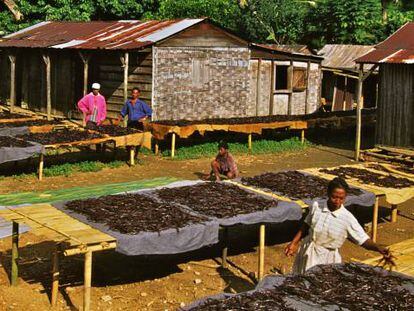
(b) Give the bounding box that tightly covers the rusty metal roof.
[356,22,414,64]
[0,19,205,50]
[318,44,374,70]
[265,44,314,55]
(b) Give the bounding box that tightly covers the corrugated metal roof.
[0,19,205,50]
[356,22,414,64]
[250,43,323,60]
[318,44,374,70]
[266,44,314,55]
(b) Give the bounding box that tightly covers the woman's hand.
[285,241,299,257]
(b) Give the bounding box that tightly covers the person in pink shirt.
[77,83,107,127]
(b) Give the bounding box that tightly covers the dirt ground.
[0,146,413,311]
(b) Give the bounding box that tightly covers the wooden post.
[222,227,229,268]
[171,133,176,158]
[8,54,16,113]
[154,142,159,155]
[258,224,265,281]
[255,59,262,116]
[79,51,91,96]
[121,52,129,103]
[51,248,59,306]
[38,153,44,181]
[269,61,275,115]
[342,76,348,111]
[42,54,52,120]
[287,60,293,115]
[301,129,305,144]
[248,133,252,152]
[354,64,364,161]
[11,221,19,286]
[391,204,398,223]
[332,74,338,111]
[129,148,135,166]
[372,196,379,242]
[304,60,311,114]
[83,251,92,311]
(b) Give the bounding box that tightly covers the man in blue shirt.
[120,87,152,131]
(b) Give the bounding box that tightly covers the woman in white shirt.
[285,177,391,274]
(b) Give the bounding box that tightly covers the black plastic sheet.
[0,140,44,164]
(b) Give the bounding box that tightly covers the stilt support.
[83,251,92,311]
[11,221,19,286]
[129,148,135,166]
[372,197,379,242]
[258,224,265,281]
[38,153,44,181]
[248,133,252,152]
[171,133,176,158]
[391,204,398,223]
[51,248,59,306]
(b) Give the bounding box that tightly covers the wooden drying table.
[0,203,116,311]
[301,163,414,242]
[224,180,308,280]
[151,120,308,158]
[356,238,414,277]
[107,131,152,166]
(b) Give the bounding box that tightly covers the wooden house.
[249,44,323,115]
[356,23,414,148]
[318,44,378,111]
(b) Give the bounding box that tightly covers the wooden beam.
[42,53,52,120]
[354,64,364,161]
[342,76,348,111]
[255,59,261,116]
[8,54,16,113]
[63,242,116,256]
[362,63,379,82]
[304,60,310,114]
[121,52,129,104]
[258,224,265,281]
[171,133,176,158]
[11,221,19,286]
[83,251,92,311]
[51,248,59,306]
[79,51,91,96]
[269,61,275,115]
[287,60,293,115]
[372,196,379,242]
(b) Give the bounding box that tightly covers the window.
[274,65,308,92]
[275,65,289,90]
[292,67,307,91]
[192,58,209,88]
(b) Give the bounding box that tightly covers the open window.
[275,65,289,91]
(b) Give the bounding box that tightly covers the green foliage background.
[0,0,413,48]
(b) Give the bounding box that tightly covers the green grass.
[161,137,310,160]
[40,160,126,178]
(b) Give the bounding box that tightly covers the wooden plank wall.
[377,64,414,148]
[0,53,11,103]
[94,51,152,119]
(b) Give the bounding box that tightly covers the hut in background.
[318,44,378,111]
[356,22,414,149]
[249,44,322,116]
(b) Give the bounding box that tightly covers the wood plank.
[99,65,152,74]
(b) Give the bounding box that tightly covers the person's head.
[91,83,101,96]
[327,177,349,209]
[218,141,229,156]
[131,87,140,100]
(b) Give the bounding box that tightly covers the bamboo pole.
[372,196,379,242]
[129,148,135,166]
[38,153,44,181]
[83,251,92,311]
[11,221,19,286]
[301,129,305,144]
[391,204,398,223]
[248,133,252,152]
[258,224,265,281]
[51,248,59,306]
[42,53,52,120]
[354,64,364,161]
[154,142,159,155]
[8,54,16,113]
[171,133,176,158]
[122,52,129,103]
[222,227,229,268]
[63,242,116,256]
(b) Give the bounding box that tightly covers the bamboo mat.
[0,177,178,206]
[300,163,414,205]
[356,238,414,277]
[0,203,116,250]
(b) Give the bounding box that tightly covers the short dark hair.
[328,177,349,195]
[132,87,140,92]
[218,141,229,150]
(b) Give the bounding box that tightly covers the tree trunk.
[381,0,389,23]
[3,0,23,21]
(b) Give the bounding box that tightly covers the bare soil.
[0,146,413,311]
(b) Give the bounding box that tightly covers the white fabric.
[293,201,369,274]
[91,82,101,90]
